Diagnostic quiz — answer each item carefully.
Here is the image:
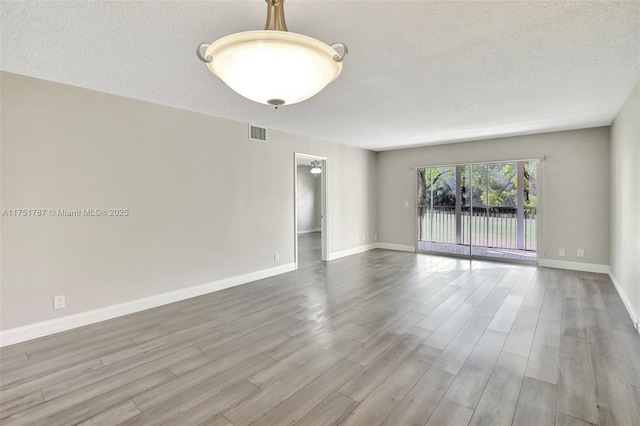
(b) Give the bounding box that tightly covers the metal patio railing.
[418,206,537,251]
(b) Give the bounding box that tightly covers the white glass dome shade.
[204,31,342,106]
[196,0,348,107]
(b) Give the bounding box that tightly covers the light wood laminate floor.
[2,233,639,425]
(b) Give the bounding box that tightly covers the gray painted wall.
[610,79,640,326]
[296,166,321,232]
[0,72,378,330]
[376,127,611,266]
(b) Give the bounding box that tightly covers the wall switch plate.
[374,234,378,241]
[274,253,280,262]
[53,295,65,310]
[577,249,584,258]
[404,201,410,207]
[362,234,365,241]
[559,248,566,257]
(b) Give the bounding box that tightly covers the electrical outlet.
[559,248,565,257]
[374,234,378,241]
[404,201,409,207]
[577,249,584,258]
[53,295,65,310]
[362,233,365,241]
[274,253,280,262]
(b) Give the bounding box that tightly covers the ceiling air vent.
[248,124,267,142]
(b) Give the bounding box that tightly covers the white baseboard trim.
[327,242,416,261]
[537,259,610,274]
[0,262,296,347]
[297,229,321,235]
[327,244,378,261]
[376,243,416,253]
[608,272,640,334]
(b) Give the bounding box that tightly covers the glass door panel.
[417,166,470,256]
[488,162,517,250]
[417,167,431,243]
[470,163,488,250]
[431,166,456,244]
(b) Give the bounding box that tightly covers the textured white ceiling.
[1,1,639,151]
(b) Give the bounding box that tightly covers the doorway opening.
[417,160,539,263]
[294,153,328,269]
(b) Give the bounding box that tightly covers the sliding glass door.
[417,160,538,262]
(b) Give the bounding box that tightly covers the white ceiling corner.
[1,0,639,151]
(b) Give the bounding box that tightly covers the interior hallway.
[297,232,322,268]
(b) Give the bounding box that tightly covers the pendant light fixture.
[197,0,348,108]
[310,160,322,176]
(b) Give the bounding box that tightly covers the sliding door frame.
[414,157,545,264]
